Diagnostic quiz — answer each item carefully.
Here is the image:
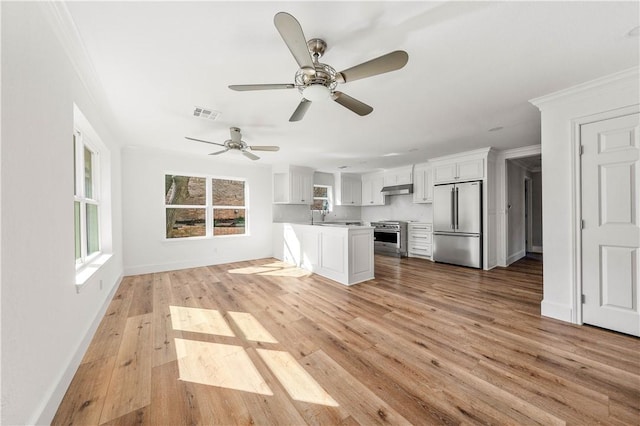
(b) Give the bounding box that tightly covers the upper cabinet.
[432,157,484,184]
[413,163,433,203]
[383,166,413,186]
[361,172,385,206]
[334,173,362,206]
[273,165,314,204]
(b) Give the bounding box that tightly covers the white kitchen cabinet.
[361,172,385,206]
[433,158,484,184]
[273,223,374,285]
[273,165,314,204]
[413,163,433,203]
[334,173,362,206]
[408,222,433,259]
[383,166,413,187]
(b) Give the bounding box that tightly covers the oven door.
[374,229,400,254]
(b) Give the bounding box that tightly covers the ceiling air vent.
[193,106,220,121]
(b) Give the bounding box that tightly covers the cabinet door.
[371,175,385,205]
[301,173,313,203]
[361,178,373,205]
[413,167,432,203]
[434,163,457,183]
[396,169,413,185]
[349,177,362,205]
[457,159,484,180]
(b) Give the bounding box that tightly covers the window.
[165,175,247,239]
[312,185,332,211]
[212,178,246,236]
[74,130,100,264]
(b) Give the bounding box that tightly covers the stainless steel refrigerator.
[433,181,482,268]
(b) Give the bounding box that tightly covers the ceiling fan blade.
[185,136,225,147]
[332,92,373,116]
[274,12,315,71]
[242,150,260,161]
[229,84,295,91]
[289,99,312,122]
[249,145,280,152]
[337,50,409,83]
[209,149,230,156]
[230,127,242,142]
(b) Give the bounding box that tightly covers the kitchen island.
[272,222,375,286]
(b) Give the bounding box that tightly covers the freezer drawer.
[433,233,482,268]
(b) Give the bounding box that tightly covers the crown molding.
[38,1,122,143]
[529,66,640,110]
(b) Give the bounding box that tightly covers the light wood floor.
[53,255,640,425]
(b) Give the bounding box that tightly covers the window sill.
[75,253,112,290]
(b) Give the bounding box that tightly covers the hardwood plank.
[127,274,154,317]
[51,356,116,426]
[99,313,153,424]
[149,360,201,426]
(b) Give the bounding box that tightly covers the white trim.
[571,103,640,325]
[524,177,533,253]
[428,147,492,163]
[32,275,122,426]
[507,249,526,266]
[540,299,573,323]
[531,245,543,253]
[495,145,542,267]
[530,67,640,108]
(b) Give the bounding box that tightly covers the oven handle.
[374,229,400,233]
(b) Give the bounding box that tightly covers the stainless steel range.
[371,220,408,257]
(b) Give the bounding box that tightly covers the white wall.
[530,67,639,323]
[506,161,526,263]
[122,146,273,274]
[1,3,124,424]
[360,194,433,223]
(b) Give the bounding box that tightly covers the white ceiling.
[65,1,639,173]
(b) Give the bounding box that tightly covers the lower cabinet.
[408,222,433,259]
[273,223,374,285]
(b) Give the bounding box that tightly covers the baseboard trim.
[541,299,574,323]
[33,275,122,425]
[506,250,526,265]
[124,254,273,276]
[531,246,543,253]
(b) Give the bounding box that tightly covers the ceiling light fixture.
[302,84,331,102]
[488,126,504,132]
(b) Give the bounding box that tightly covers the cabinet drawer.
[409,233,432,244]
[409,224,432,232]
[408,244,432,257]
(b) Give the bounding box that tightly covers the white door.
[581,112,640,336]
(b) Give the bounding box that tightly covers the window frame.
[74,129,101,267]
[312,184,332,212]
[164,173,249,240]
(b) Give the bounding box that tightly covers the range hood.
[380,183,413,196]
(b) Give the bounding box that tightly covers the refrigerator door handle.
[450,188,455,229]
[455,187,459,230]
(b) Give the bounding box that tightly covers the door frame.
[524,177,533,253]
[496,145,541,267]
[572,103,640,325]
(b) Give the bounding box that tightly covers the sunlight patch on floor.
[257,349,339,407]
[228,311,278,343]
[175,338,273,395]
[169,306,235,336]
[226,261,311,278]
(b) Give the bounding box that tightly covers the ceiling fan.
[229,12,409,122]
[185,127,279,161]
